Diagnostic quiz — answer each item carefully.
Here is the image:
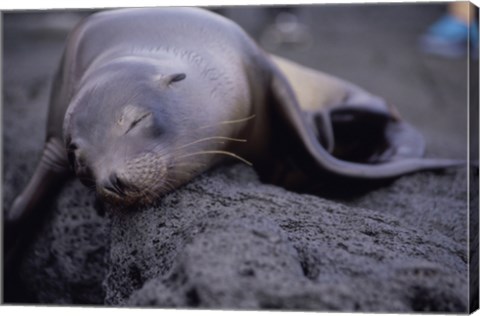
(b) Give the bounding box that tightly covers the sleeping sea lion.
[4,7,461,270]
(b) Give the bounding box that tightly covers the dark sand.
[2,4,476,312]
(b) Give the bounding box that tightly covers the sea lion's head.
[62,57,231,206]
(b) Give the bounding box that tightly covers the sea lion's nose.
[101,173,127,197]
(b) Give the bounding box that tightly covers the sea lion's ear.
[166,73,187,85]
[154,73,187,86]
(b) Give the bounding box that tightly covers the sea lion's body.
[5,8,461,271]
[49,8,273,178]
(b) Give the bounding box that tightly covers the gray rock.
[8,162,469,311]
[103,164,467,312]
[17,180,109,305]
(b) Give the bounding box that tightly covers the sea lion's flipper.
[303,110,335,153]
[268,64,463,181]
[5,137,70,273]
[323,105,427,164]
[270,54,427,164]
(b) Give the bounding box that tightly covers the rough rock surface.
[5,163,470,312]
[2,5,474,313]
[105,164,469,312]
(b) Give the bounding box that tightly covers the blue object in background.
[420,14,479,58]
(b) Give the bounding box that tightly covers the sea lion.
[5,7,461,269]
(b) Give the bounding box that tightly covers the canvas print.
[2,2,479,313]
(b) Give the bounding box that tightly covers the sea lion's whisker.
[168,169,196,178]
[175,136,247,150]
[147,181,173,198]
[170,162,208,174]
[160,179,177,195]
[177,150,252,166]
[197,114,256,130]
[161,181,176,192]
[147,135,247,159]
[171,161,207,166]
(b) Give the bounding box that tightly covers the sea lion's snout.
[66,136,170,206]
[93,152,170,206]
[96,171,147,206]
[98,173,128,199]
